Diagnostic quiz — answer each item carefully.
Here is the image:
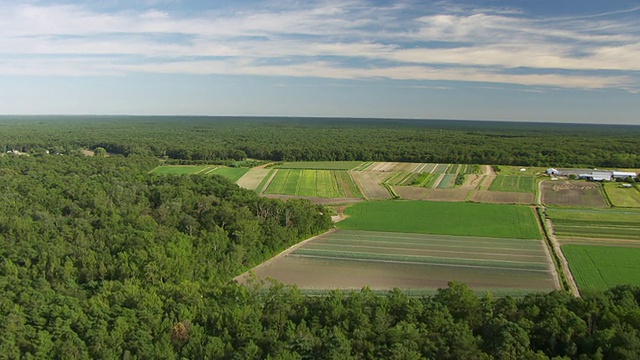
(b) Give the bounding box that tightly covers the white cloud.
[0,1,638,91]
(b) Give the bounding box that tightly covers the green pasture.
[563,244,640,291]
[489,175,536,193]
[208,167,250,182]
[339,201,542,239]
[150,165,212,175]
[603,183,640,207]
[275,161,362,170]
[264,169,361,198]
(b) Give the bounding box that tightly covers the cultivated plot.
[236,168,272,190]
[263,169,362,198]
[563,244,640,292]
[339,201,542,239]
[208,167,249,182]
[603,183,640,208]
[541,181,608,208]
[350,171,392,199]
[275,161,363,170]
[470,191,535,205]
[489,175,536,193]
[241,230,555,291]
[150,165,213,175]
[546,208,640,245]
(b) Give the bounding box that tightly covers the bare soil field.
[421,188,470,202]
[394,186,428,200]
[541,181,608,208]
[236,168,271,190]
[238,230,556,291]
[366,162,425,172]
[470,191,535,204]
[351,171,392,199]
[477,165,497,190]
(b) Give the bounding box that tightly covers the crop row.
[292,248,549,271]
[489,175,535,193]
[563,244,640,291]
[264,169,361,198]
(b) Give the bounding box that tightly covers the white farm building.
[550,169,637,181]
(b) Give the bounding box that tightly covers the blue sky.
[1,0,639,124]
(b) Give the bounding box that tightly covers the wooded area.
[2,117,640,358]
[1,116,639,167]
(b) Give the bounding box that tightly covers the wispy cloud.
[1,0,639,91]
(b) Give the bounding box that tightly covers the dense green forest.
[1,116,639,167]
[2,154,640,358]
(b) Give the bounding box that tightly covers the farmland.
[339,201,541,239]
[489,175,536,193]
[275,161,362,170]
[603,183,640,207]
[236,168,272,190]
[207,167,249,182]
[546,208,640,244]
[562,245,640,291]
[470,191,535,204]
[240,230,555,291]
[150,165,214,175]
[263,169,362,198]
[150,164,249,181]
[541,180,608,208]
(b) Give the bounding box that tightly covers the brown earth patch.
[421,188,470,202]
[350,171,391,199]
[470,191,535,204]
[394,186,428,200]
[541,180,608,207]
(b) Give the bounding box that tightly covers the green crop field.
[150,165,213,174]
[546,208,640,241]
[208,167,250,182]
[275,161,362,170]
[339,201,541,239]
[264,169,361,198]
[603,183,640,207]
[432,164,449,174]
[489,175,536,193]
[563,244,640,291]
[436,174,456,189]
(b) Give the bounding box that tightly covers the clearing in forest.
[240,230,556,291]
[339,201,541,239]
[541,181,608,208]
[263,169,362,198]
[562,244,640,291]
[603,183,640,207]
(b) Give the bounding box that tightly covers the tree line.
[1,116,639,167]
